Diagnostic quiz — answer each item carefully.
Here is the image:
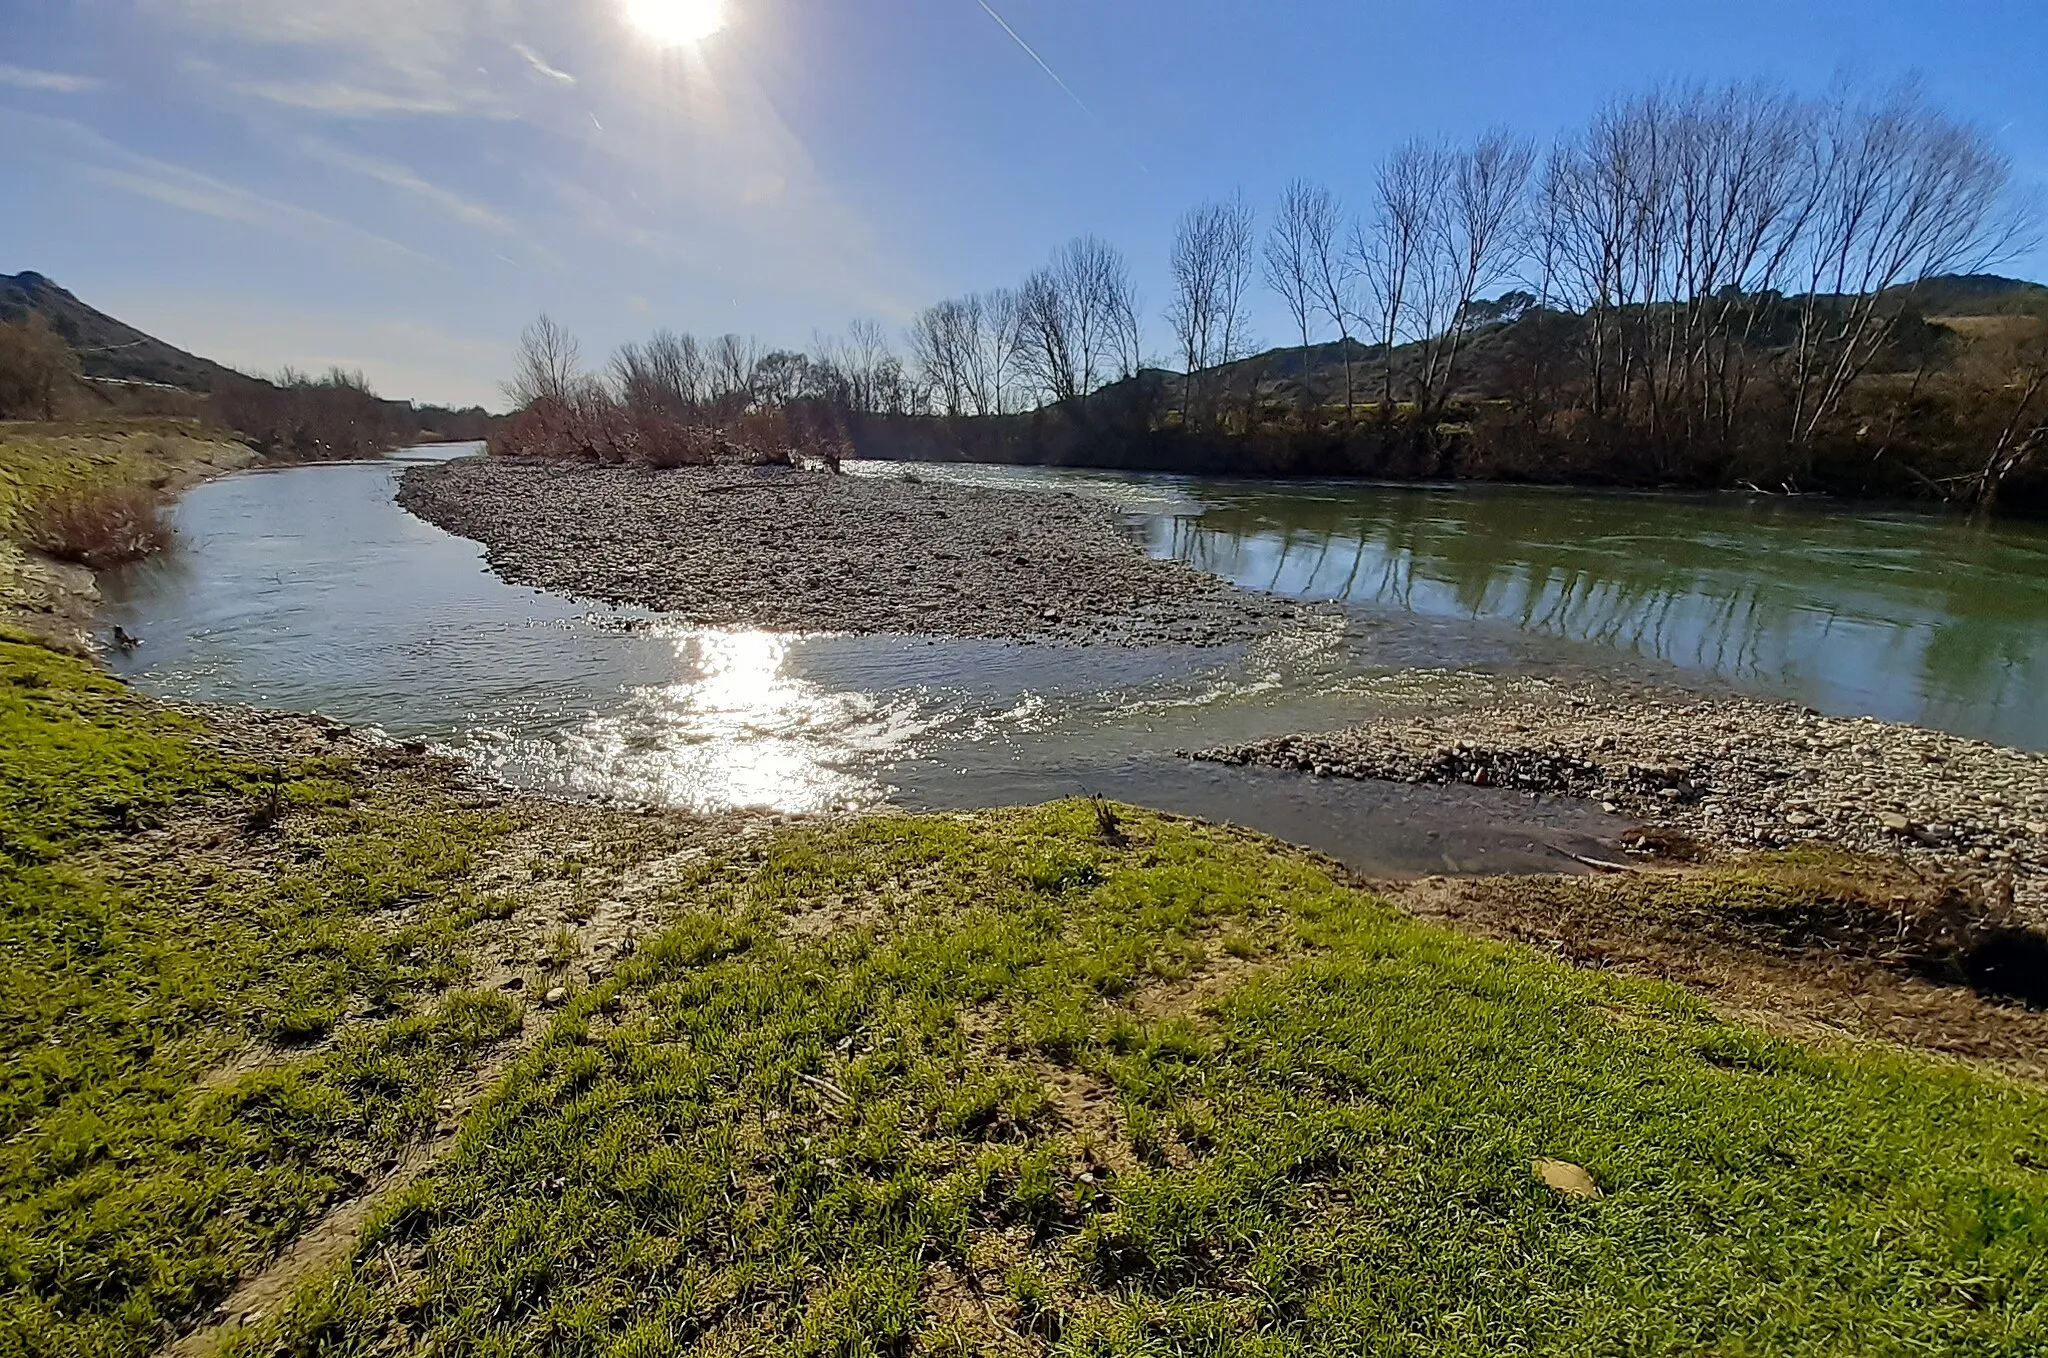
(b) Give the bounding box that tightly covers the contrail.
[974,0,1096,122]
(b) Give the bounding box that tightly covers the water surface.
[853,462,2048,749]
[98,448,2048,876]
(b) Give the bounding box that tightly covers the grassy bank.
[224,806,2048,1356]
[0,638,710,1358]
[5,626,2046,1355]
[0,419,252,648]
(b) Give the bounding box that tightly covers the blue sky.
[4,0,2044,408]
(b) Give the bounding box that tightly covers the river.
[99,446,2048,874]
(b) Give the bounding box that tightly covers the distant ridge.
[0,271,246,393]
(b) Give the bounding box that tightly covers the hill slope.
[0,272,245,392]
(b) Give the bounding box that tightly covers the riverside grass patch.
[239,806,2048,1357]
[0,639,533,1358]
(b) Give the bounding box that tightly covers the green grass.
[0,639,535,1358]
[0,421,236,534]
[0,420,246,613]
[235,806,2048,1357]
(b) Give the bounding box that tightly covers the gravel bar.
[1195,675,2048,914]
[399,458,1298,646]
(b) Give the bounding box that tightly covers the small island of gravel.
[1197,674,2048,915]
[398,457,1298,646]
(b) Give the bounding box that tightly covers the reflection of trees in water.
[1163,487,2048,740]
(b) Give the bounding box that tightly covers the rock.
[500,975,525,991]
[1878,812,1913,834]
[1533,1158,1602,1199]
[1785,812,1821,829]
[543,987,569,1006]
[2028,821,2048,837]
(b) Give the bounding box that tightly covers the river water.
[99,446,2048,875]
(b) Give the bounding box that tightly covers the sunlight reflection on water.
[456,627,932,814]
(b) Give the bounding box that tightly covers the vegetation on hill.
[485,79,2047,514]
[0,274,495,459]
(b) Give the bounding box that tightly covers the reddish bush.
[490,395,853,470]
[22,486,168,568]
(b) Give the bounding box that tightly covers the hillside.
[1209,273,2048,408]
[0,271,496,453]
[0,272,245,393]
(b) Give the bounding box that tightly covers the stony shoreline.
[1195,675,2048,915]
[398,457,1304,646]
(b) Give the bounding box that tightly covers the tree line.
[501,77,2045,510]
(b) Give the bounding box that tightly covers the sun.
[622,0,726,46]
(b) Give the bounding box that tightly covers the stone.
[543,987,569,1006]
[1878,812,1913,834]
[1533,1158,1602,1199]
[2028,821,2048,837]
[1785,812,1821,829]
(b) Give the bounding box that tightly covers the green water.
[1148,481,2048,749]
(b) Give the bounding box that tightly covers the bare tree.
[1016,266,1077,405]
[981,287,1024,415]
[1785,81,2024,450]
[1016,236,1142,406]
[1167,193,1257,428]
[822,318,907,414]
[0,313,78,420]
[1355,141,1449,415]
[909,299,975,417]
[1264,180,1325,413]
[1416,130,1536,422]
[646,330,707,408]
[504,314,582,409]
[708,334,760,414]
[1301,184,1360,415]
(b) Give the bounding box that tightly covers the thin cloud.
[84,163,425,261]
[3,107,423,260]
[161,1,509,119]
[0,64,102,93]
[513,43,576,86]
[230,79,500,118]
[296,138,513,233]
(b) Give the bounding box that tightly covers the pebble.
[543,987,568,1006]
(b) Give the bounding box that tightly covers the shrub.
[20,485,168,568]
[0,313,80,420]
[489,394,853,471]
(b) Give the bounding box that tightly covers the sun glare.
[622,0,726,46]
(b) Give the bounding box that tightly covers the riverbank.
[0,419,254,652]
[10,451,2048,1355]
[166,806,2048,1356]
[1196,674,2048,915]
[397,456,1307,646]
[0,634,758,1358]
[7,635,2048,1358]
